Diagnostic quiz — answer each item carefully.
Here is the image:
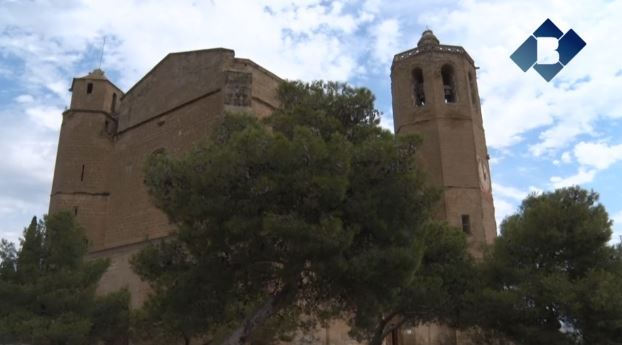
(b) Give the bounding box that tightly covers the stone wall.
[50,48,282,310]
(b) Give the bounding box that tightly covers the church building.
[49,30,496,345]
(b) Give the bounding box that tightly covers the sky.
[0,0,621,245]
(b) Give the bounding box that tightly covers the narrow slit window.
[461,214,471,234]
[441,64,456,103]
[74,206,79,216]
[412,68,425,106]
[86,82,93,94]
[111,93,117,112]
[80,164,85,182]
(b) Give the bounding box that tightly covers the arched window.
[412,68,425,107]
[111,93,117,112]
[468,72,478,105]
[441,64,456,103]
[86,82,93,94]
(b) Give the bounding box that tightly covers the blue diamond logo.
[511,19,586,82]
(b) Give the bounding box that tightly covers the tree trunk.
[369,313,408,345]
[369,312,398,345]
[369,325,387,345]
[219,288,291,345]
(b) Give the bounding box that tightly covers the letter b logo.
[536,37,560,65]
[510,19,586,82]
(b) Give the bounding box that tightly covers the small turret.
[70,69,121,115]
[49,69,123,250]
[417,29,440,47]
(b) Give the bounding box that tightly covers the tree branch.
[219,286,294,345]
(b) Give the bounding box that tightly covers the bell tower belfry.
[391,30,497,256]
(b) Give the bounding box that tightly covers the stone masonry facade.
[49,31,496,345]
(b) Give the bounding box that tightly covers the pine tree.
[0,212,129,345]
[132,81,474,345]
[475,187,622,345]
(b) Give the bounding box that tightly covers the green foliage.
[403,222,476,325]
[349,221,476,345]
[131,240,229,345]
[0,239,16,279]
[476,187,622,345]
[133,80,447,344]
[0,212,129,345]
[268,80,380,143]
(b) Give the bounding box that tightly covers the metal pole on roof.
[98,36,106,69]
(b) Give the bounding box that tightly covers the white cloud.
[362,0,382,15]
[492,182,528,202]
[371,19,401,64]
[0,0,374,93]
[550,168,597,188]
[553,150,572,165]
[0,196,39,217]
[15,94,34,103]
[25,106,63,131]
[574,141,622,170]
[0,106,58,184]
[0,106,57,244]
[5,138,57,185]
[529,118,592,157]
[488,154,503,165]
[494,198,517,230]
[548,141,622,189]
[0,195,47,246]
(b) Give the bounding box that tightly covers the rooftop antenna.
[98,36,106,70]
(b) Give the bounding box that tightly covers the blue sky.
[1,0,621,244]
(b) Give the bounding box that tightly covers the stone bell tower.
[389,28,497,345]
[391,30,496,260]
